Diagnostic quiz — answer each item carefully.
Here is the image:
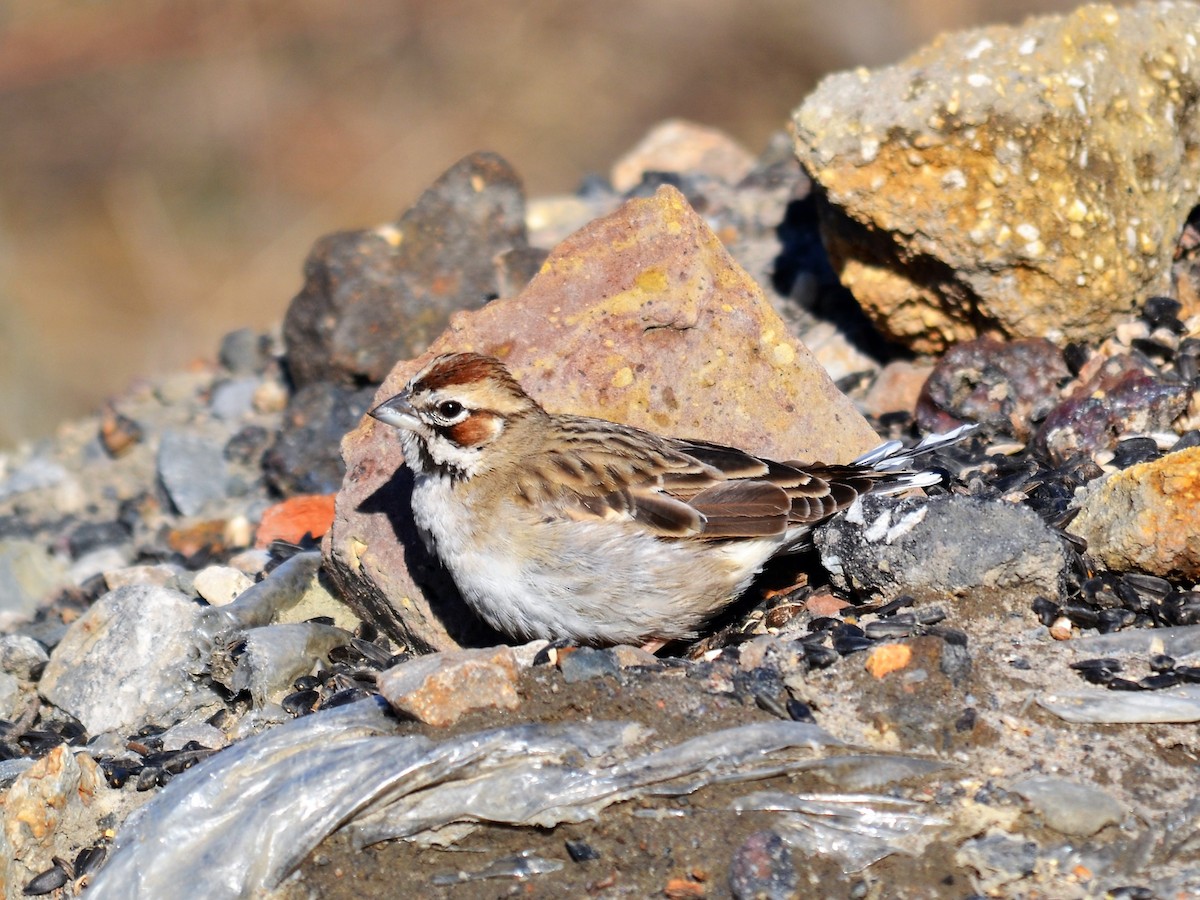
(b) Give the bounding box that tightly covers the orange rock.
[864,643,913,678]
[804,590,851,618]
[255,494,337,548]
[99,406,143,458]
[663,877,707,899]
[166,520,229,560]
[611,119,754,193]
[1070,447,1200,578]
[376,647,521,727]
[859,360,936,419]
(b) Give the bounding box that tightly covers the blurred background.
[0,0,1091,448]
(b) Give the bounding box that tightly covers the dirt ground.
[281,599,1200,898]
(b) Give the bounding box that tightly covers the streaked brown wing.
[680,438,886,527]
[779,465,879,525]
[688,480,791,538]
[517,417,720,537]
[511,418,893,540]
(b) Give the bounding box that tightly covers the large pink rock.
[325,185,880,651]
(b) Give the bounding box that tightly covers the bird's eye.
[436,400,464,420]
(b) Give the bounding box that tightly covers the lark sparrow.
[370,353,972,646]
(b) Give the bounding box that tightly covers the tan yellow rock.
[794,3,1200,352]
[1071,446,1200,577]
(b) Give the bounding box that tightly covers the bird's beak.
[369,393,419,431]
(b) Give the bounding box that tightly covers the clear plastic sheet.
[88,701,925,898]
[429,850,564,885]
[732,790,945,873]
[1069,623,1200,661]
[87,698,405,899]
[1038,684,1200,723]
[348,721,842,848]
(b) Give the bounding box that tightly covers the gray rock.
[1012,776,1124,836]
[0,671,23,720]
[815,493,1067,606]
[209,377,261,421]
[157,430,229,516]
[559,647,620,684]
[218,327,270,375]
[0,456,68,499]
[39,585,222,736]
[0,633,49,679]
[0,538,67,623]
[282,152,530,388]
[955,831,1041,894]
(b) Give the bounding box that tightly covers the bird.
[369,352,973,647]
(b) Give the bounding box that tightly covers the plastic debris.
[1038,684,1200,723]
[208,622,352,705]
[194,551,355,707]
[1069,623,1200,661]
[347,720,844,848]
[430,850,564,885]
[87,699,940,898]
[731,791,944,873]
[197,551,322,634]
[88,698,407,899]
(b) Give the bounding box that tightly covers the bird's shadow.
[358,466,508,649]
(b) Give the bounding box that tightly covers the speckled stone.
[794,2,1200,351]
[1071,446,1200,577]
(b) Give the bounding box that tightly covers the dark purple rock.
[263,383,376,497]
[1033,354,1189,464]
[916,337,1070,439]
[224,425,273,466]
[282,152,529,388]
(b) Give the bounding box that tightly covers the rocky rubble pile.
[1,3,1200,898]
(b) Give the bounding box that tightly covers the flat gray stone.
[157,430,229,516]
[39,585,222,736]
[0,539,67,623]
[1013,776,1124,836]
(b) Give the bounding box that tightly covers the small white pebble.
[193,565,254,607]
